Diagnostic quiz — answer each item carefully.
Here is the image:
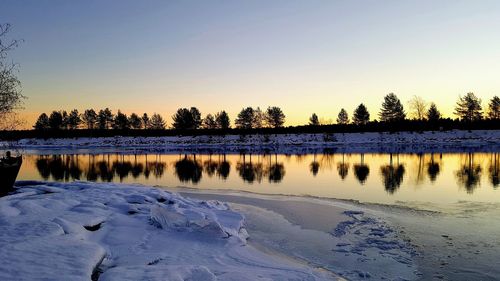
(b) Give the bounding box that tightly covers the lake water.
[18,152,500,207]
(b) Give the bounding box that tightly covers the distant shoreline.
[4,129,500,154]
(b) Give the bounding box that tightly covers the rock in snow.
[0,181,336,280]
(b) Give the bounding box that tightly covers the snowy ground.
[4,130,500,154]
[0,181,339,281]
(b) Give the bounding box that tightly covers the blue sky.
[2,0,500,126]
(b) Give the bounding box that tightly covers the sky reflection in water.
[18,153,500,205]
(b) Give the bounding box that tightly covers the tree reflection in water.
[174,155,202,184]
[427,153,441,182]
[380,154,405,194]
[34,154,166,182]
[236,154,285,183]
[236,154,263,183]
[489,153,499,188]
[266,154,285,183]
[310,154,320,177]
[455,153,482,194]
[353,154,369,184]
[203,155,218,178]
[217,155,231,180]
[336,154,349,180]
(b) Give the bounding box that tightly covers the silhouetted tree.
[215,110,230,129]
[337,108,349,125]
[309,113,320,126]
[352,104,370,125]
[190,107,202,129]
[113,110,129,130]
[141,113,150,129]
[0,23,25,130]
[379,93,406,122]
[128,113,142,129]
[426,103,441,122]
[67,109,81,129]
[202,114,217,129]
[408,96,427,120]
[265,106,286,128]
[61,110,69,129]
[253,107,264,128]
[98,108,113,129]
[34,113,50,130]
[150,113,166,129]
[235,107,255,129]
[488,96,500,120]
[172,107,201,129]
[454,92,482,122]
[82,109,98,129]
[48,111,63,130]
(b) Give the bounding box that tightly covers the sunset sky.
[2,0,500,127]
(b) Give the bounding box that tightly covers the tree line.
[32,92,500,132]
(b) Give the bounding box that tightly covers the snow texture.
[0,181,335,281]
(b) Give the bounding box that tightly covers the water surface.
[18,152,500,206]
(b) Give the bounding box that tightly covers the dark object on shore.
[0,152,23,196]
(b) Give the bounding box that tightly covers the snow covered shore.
[6,129,500,154]
[0,181,337,281]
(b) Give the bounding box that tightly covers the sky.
[2,0,500,128]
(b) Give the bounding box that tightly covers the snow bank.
[0,181,335,280]
[6,129,500,154]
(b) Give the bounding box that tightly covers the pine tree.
[309,113,319,126]
[488,96,500,120]
[128,113,142,129]
[150,113,166,130]
[253,107,264,128]
[235,107,255,129]
[67,109,81,129]
[48,111,63,130]
[97,108,113,129]
[190,107,202,129]
[336,108,349,125]
[215,110,230,129]
[264,106,286,128]
[82,109,97,129]
[61,110,69,129]
[33,113,50,130]
[202,114,217,129]
[454,92,482,122]
[172,108,193,129]
[427,103,441,122]
[113,110,129,130]
[141,113,150,129]
[352,104,370,125]
[379,93,406,122]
